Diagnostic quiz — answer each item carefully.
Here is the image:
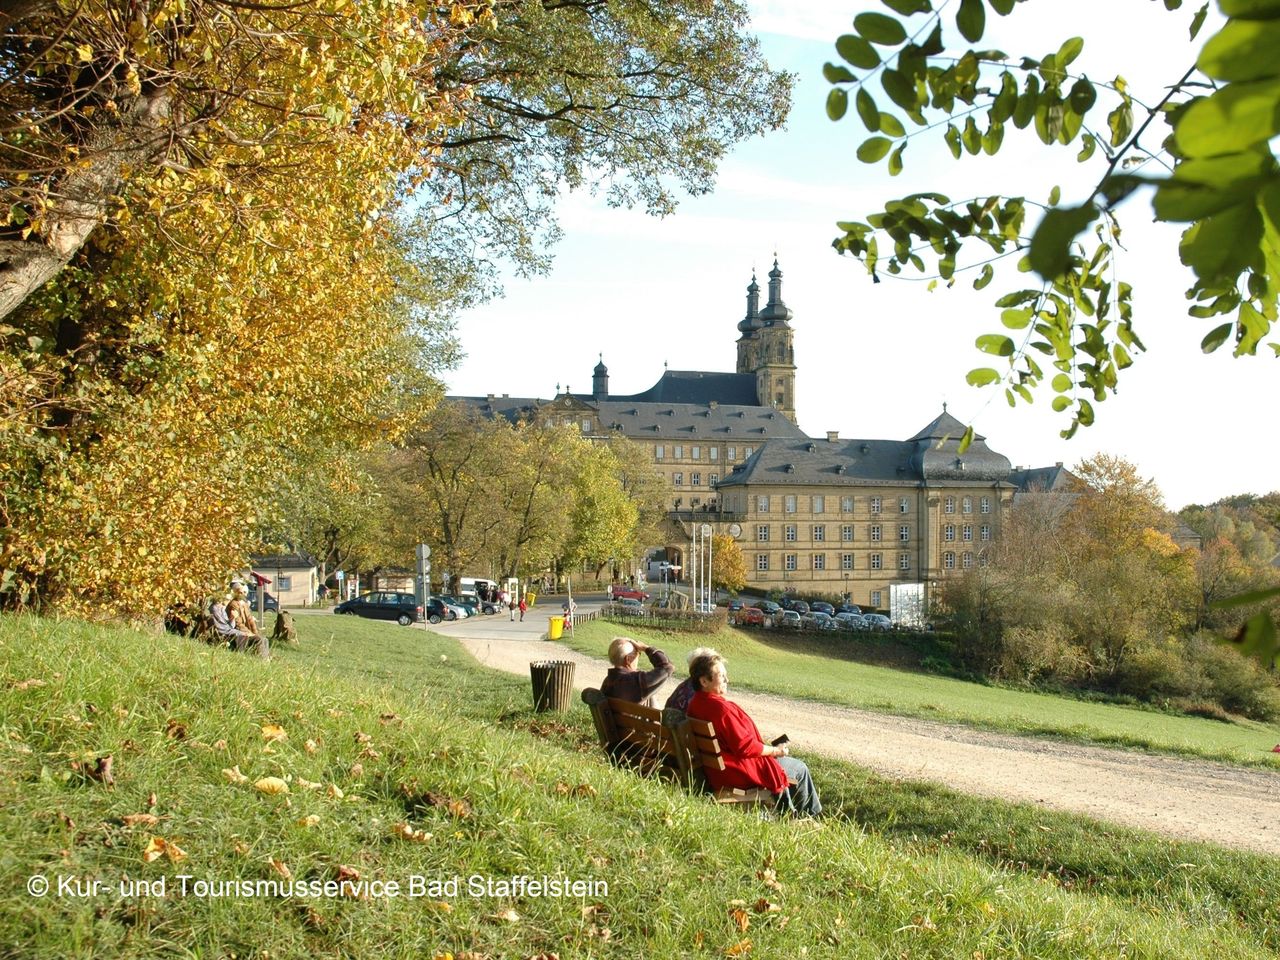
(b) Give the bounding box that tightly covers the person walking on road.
[518,596,527,621]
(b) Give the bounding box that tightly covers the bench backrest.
[581,688,679,768]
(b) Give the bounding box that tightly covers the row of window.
[756,524,991,542]
[755,495,993,515]
[669,472,719,487]
[655,444,754,461]
[756,552,988,571]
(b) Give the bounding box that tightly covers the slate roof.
[1007,464,1077,492]
[453,391,807,443]
[609,370,761,406]
[717,410,1014,488]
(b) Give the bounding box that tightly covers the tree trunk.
[0,89,172,321]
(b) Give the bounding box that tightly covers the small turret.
[592,354,609,399]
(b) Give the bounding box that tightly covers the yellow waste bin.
[547,615,565,640]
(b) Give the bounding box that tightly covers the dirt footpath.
[433,615,1280,857]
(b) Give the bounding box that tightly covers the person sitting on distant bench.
[663,646,719,713]
[601,636,673,709]
[209,597,258,651]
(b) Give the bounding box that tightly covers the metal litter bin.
[530,660,575,712]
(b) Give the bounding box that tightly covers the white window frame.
[944,524,956,542]
[962,551,974,568]
[870,496,882,514]
[899,496,910,513]
[841,496,854,512]
[944,496,955,514]
[813,554,826,571]
[784,495,797,513]
[962,524,973,542]
[980,525,991,542]
[757,554,769,571]
[812,495,825,514]
[692,472,701,486]
[841,524,853,542]
[841,553,853,570]
[785,554,797,571]
[757,525,769,542]
[962,496,973,514]
[674,444,684,458]
[871,590,882,608]
[655,444,664,460]
[870,524,882,542]
[870,553,883,570]
[673,472,683,486]
[785,524,797,542]
[691,445,701,460]
[899,524,910,542]
[980,496,991,514]
[813,525,825,542]
[710,447,718,461]
[944,551,955,569]
[728,446,737,460]
[899,554,910,570]
[756,495,769,513]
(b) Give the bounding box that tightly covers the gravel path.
[427,607,1280,856]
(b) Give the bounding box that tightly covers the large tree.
[824,0,1277,445]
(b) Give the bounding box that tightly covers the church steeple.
[759,258,793,325]
[752,256,796,423]
[592,353,609,398]
[736,271,763,374]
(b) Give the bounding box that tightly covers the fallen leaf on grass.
[122,813,160,828]
[12,679,45,691]
[213,739,227,751]
[429,900,453,913]
[146,792,157,809]
[489,908,520,923]
[724,939,752,957]
[296,777,321,791]
[752,899,780,914]
[729,908,750,932]
[756,868,781,891]
[354,731,373,744]
[326,709,344,718]
[392,823,432,843]
[327,784,344,800]
[304,739,319,754]
[143,836,187,863]
[233,840,250,856]
[222,766,249,785]
[261,724,288,743]
[297,815,320,828]
[349,762,364,778]
[378,713,402,725]
[165,719,187,740]
[270,858,292,879]
[336,865,360,882]
[254,777,289,796]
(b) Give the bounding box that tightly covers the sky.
[444,1,1275,511]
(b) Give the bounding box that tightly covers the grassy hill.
[2,613,1278,958]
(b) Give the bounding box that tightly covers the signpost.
[414,544,431,611]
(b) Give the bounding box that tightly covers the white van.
[459,577,500,612]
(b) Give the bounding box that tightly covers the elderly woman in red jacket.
[685,652,821,817]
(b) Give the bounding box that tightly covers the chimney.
[826,431,839,443]
[487,394,495,402]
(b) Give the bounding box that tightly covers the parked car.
[246,588,279,612]
[862,613,892,631]
[809,601,834,616]
[778,610,802,630]
[424,597,460,624]
[615,597,646,614]
[758,600,781,615]
[611,585,650,601]
[802,612,838,631]
[727,599,744,612]
[735,606,766,626]
[834,612,866,630]
[834,603,862,616]
[334,591,423,626]
[790,600,810,615]
[439,595,477,617]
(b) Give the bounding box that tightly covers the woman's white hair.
[686,646,718,669]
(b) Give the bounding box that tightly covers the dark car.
[758,600,781,615]
[424,597,459,624]
[439,594,480,617]
[809,601,834,616]
[834,603,862,616]
[334,591,422,626]
[790,600,810,615]
[246,588,279,612]
[727,599,744,612]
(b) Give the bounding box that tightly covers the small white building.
[249,554,318,608]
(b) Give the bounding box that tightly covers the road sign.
[335,570,345,581]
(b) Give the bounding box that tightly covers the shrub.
[1184,634,1280,721]
[995,624,1089,685]
[1111,639,1201,701]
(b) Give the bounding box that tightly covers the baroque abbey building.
[457,260,1067,610]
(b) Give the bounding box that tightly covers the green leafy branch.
[825,0,1280,443]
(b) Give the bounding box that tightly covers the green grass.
[2,613,1278,958]
[559,619,1280,767]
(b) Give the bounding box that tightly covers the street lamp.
[843,571,849,604]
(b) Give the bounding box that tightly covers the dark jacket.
[601,648,674,708]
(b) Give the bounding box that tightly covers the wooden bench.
[581,688,781,807]
[672,714,782,806]
[581,688,682,777]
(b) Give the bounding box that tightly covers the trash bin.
[547,615,565,640]
[530,660,575,712]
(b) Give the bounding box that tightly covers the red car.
[734,607,765,626]
[610,585,649,601]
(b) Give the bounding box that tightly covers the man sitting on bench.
[601,636,673,709]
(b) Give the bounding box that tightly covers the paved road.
[420,597,1280,856]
